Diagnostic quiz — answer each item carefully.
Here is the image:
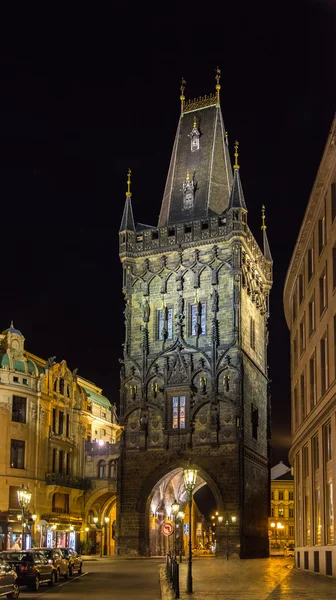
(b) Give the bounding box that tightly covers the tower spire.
[215,67,221,104]
[261,205,272,261]
[228,142,246,210]
[126,168,132,197]
[180,77,186,114]
[119,168,135,232]
[234,140,240,170]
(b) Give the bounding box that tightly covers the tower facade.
[118,76,273,557]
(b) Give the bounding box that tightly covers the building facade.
[0,323,121,555]
[118,75,273,557]
[285,114,336,575]
[269,462,294,554]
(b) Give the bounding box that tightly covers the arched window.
[98,460,106,479]
[53,380,57,392]
[109,460,117,479]
[59,378,65,395]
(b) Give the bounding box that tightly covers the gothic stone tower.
[118,75,273,558]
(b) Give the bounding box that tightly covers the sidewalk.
[161,557,336,600]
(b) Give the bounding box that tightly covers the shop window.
[12,396,27,423]
[172,396,186,429]
[10,439,25,469]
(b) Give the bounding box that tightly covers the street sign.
[161,522,174,537]
[183,523,189,536]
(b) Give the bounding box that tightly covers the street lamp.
[17,484,31,550]
[85,527,89,543]
[183,461,198,594]
[171,499,180,558]
[177,511,185,562]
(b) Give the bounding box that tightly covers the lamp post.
[171,499,180,558]
[17,484,32,550]
[177,510,185,563]
[270,521,284,552]
[183,461,198,594]
[93,516,109,557]
[85,527,89,543]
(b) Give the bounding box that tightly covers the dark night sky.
[0,1,335,475]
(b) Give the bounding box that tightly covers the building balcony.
[87,476,117,494]
[85,440,120,457]
[45,472,91,490]
[49,427,77,446]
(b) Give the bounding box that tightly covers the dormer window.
[183,172,196,211]
[189,116,200,152]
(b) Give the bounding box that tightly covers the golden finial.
[261,205,266,230]
[215,66,221,103]
[193,115,197,128]
[225,131,229,146]
[180,77,186,113]
[126,168,132,197]
[234,141,240,170]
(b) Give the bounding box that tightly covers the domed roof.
[2,321,23,336]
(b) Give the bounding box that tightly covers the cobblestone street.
[171,557,336,599]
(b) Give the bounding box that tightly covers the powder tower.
[117,73,273,557]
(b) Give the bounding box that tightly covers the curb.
[159,565,175,600]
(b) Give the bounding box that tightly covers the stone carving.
[211,289,219,312]
[142,299,150,323]
[46,356,56,369]
[0,402,9,414]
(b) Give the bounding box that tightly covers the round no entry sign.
[161,522,174,537]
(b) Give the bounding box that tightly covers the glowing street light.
[17,484,32,550]
[183,461,198,594]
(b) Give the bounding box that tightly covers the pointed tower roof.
[261,205,272,261]
[227,141,247,210]
[119,168,135,232]
[158,71,233,227]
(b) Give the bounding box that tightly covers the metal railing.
[166,552,180,598]
[85,441,120,456]
[45,472,91,490]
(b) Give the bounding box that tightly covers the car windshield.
[60,549,70,557]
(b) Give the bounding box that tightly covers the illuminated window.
[98,460,106,478]
[172,396,186,429]
[278,507,284,517]
[190,303,206,336]
[158,308,173,340]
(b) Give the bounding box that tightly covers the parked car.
[0,560,19,599]
[0,551,56,591]
[285,544,295,557]
[32,548,70,581]
[58,548,82,576]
